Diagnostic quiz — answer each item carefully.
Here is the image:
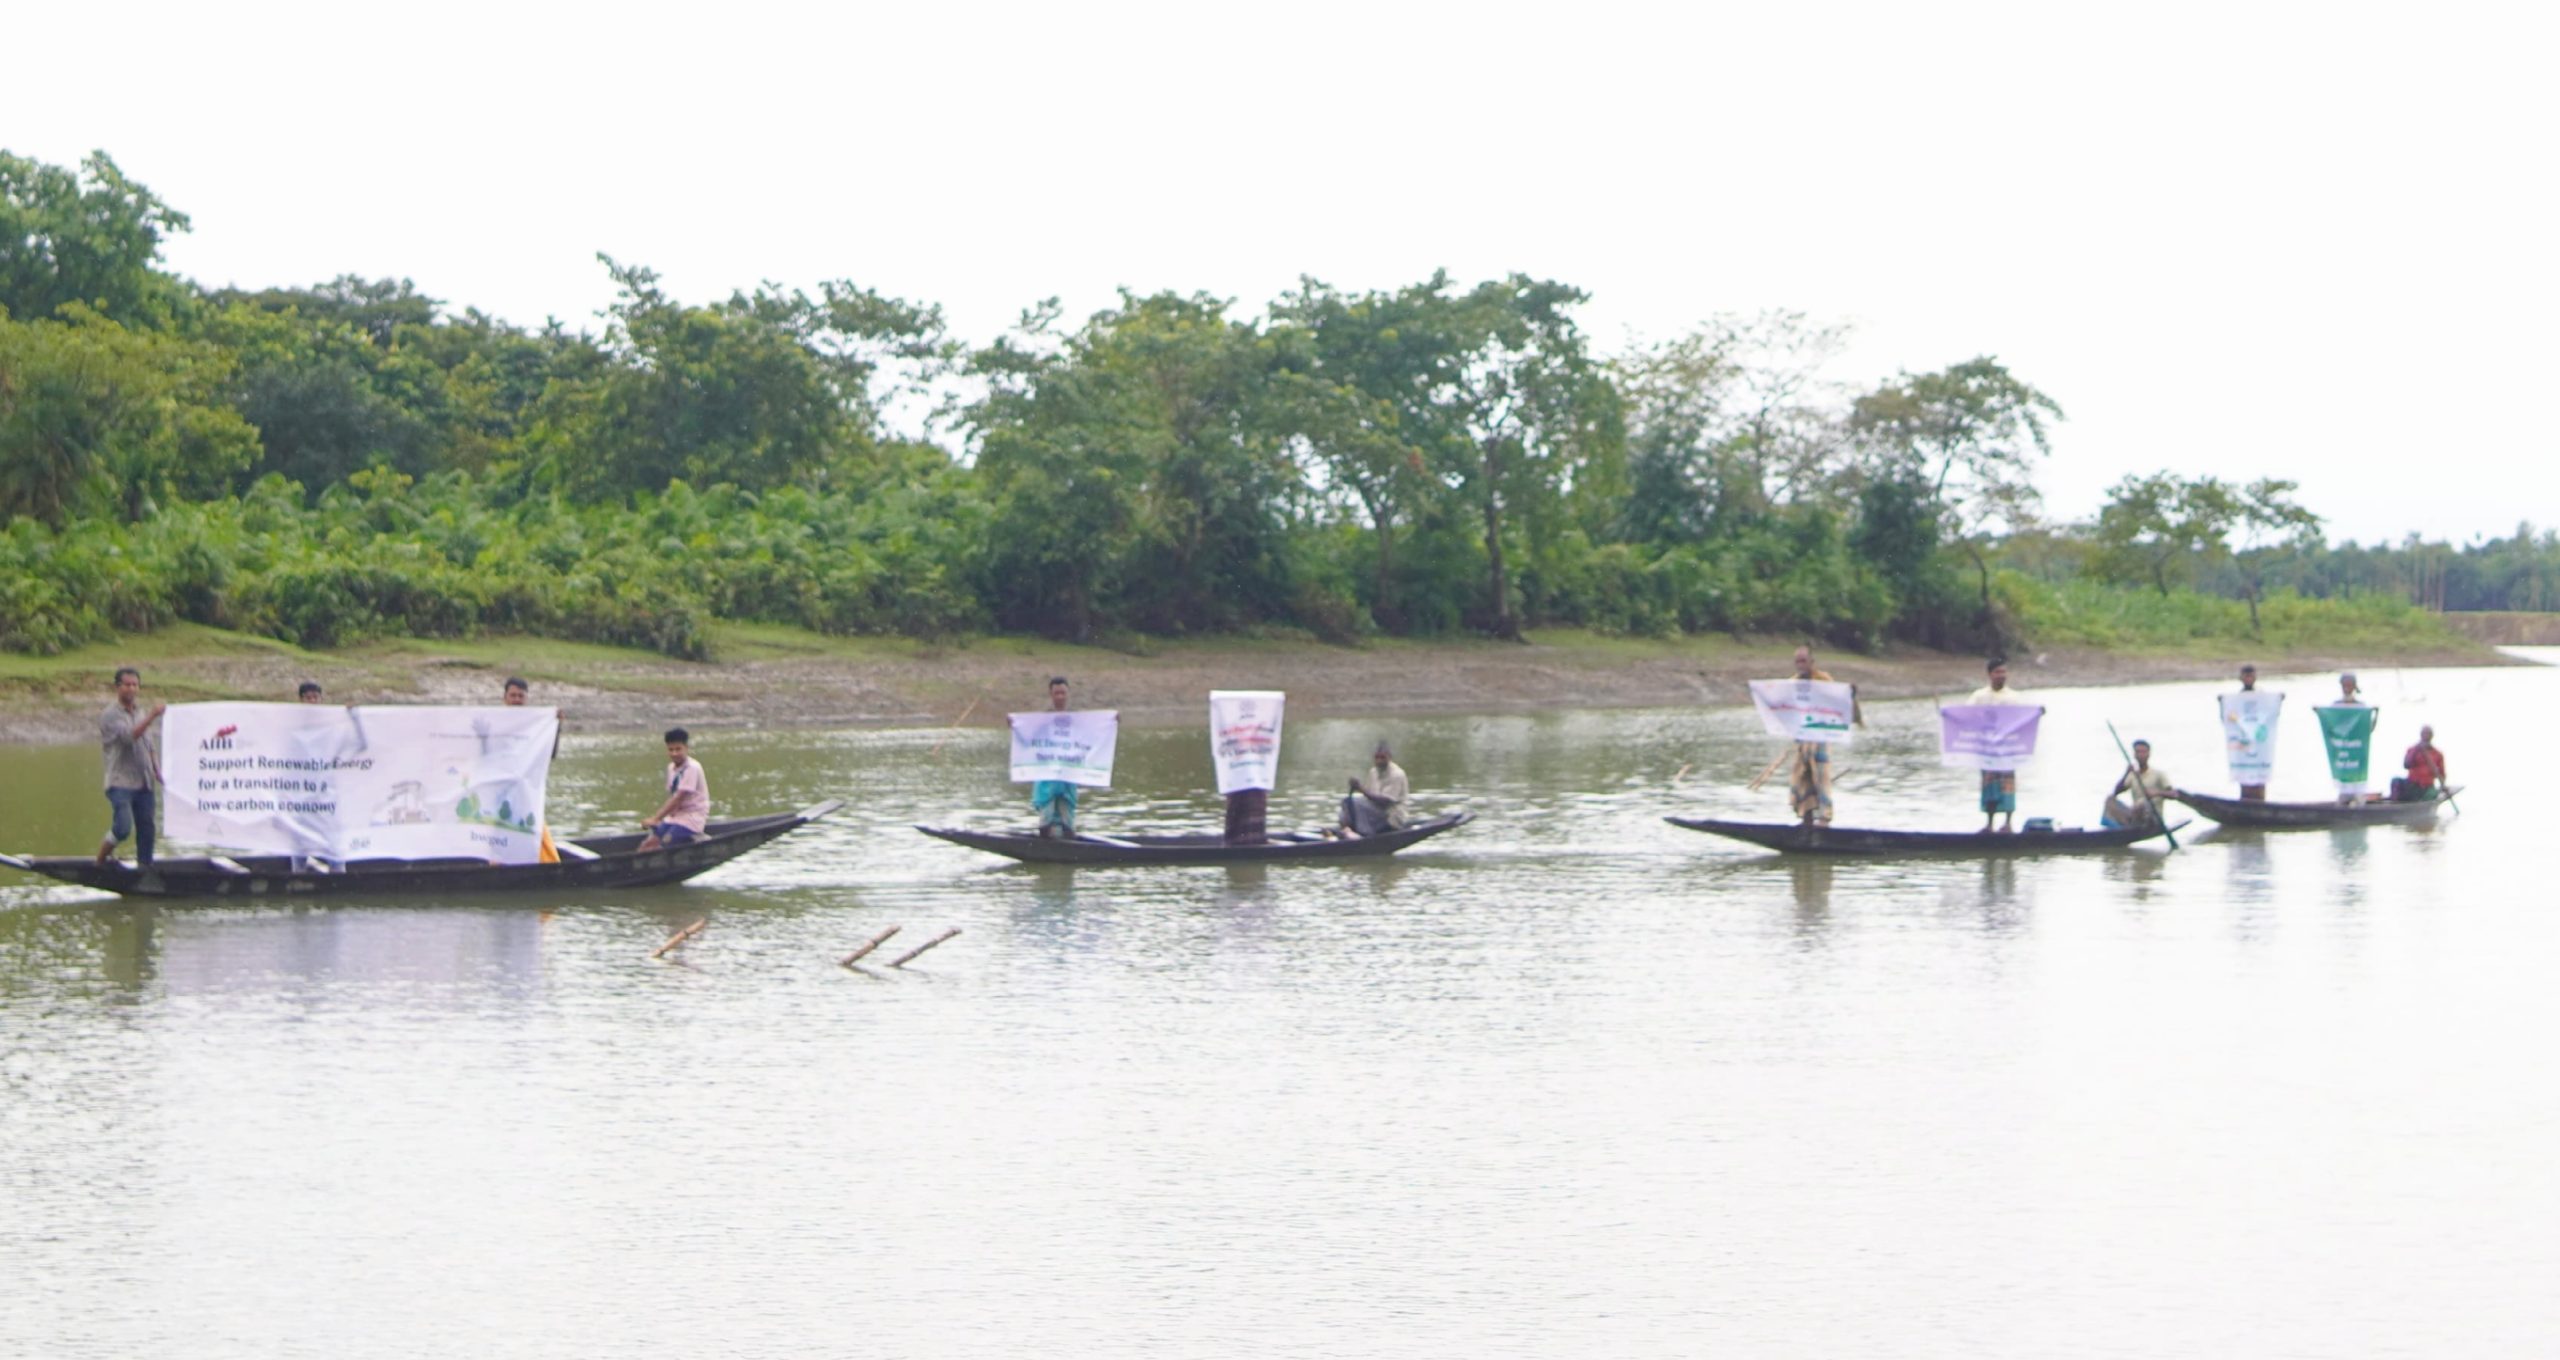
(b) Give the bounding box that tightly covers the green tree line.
[0,149,2488,660]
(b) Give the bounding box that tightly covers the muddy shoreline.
[0,630,2522,747]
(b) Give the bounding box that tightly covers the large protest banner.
[1938,705,2044,770]
[2219,691,2285,786]
[1748,679,1859,744]
[1209,690,1285,793]
[2314,705,2379,784]
[1008,710,1119,786]
[163,703,559,863]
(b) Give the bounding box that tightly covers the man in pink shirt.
[639,727,710,851]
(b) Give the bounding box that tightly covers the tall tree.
[2091,472,2243,596]
[0,151,193,329]
[2229,478,2323,635]
[0,305,258,523]
[1850,356,2063,615]
[1275,273,1619,639]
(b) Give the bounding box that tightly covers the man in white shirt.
[1966,658,2035,833]
[1338,741,1411,839]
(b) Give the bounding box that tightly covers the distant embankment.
[2441,611,2560,645]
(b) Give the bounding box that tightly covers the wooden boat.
[2172,788,2459,829]
[0,801,843,900]
[919,811,1473,865]
[1665,815,2185,856]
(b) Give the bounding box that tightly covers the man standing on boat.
[2222,665,2283,804]
[97,667,165,867]
[504,676,563,863]
[1338,740,1410,839]
[1966,658,2038,834]
[1783,645,1860,826]
[1031,676,1080,839]
[2103,739,2178,829]
[2319,672,2377,805]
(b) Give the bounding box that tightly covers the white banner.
[2219,690,2284,786]
[1938,704,2044,770]
[163,703,558,863]
[1009,709,1119,787]
[1209,690,1285,793]
[1748,679,1859,745]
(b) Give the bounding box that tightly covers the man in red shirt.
[2397,725,2448,801]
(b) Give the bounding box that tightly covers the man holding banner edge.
[1960,658,2041,833]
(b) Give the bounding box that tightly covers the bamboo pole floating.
[653,918,708,959]
[928,696,985,760]
[1671,763,1693,784]
[888,927,961,968]
[839,924,903,968]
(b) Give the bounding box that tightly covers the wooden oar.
[2106,721,2177,850]
[1745,748,1791,792]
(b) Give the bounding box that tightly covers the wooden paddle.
[2107,721,2177,851]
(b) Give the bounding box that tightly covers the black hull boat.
[1,802,842,900]
[1665,816,2184,856]
[919,811,1472,865]
[2174,788,2459,829]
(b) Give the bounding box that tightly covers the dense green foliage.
[0,149,2518,662]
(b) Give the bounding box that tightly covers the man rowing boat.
[2395,725,2448,802]
[2102,739,2179,829]
[1338,740,1410,839]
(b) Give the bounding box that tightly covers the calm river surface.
[4,656,2554,1358]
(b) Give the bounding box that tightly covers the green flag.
[2314,705,2379,784]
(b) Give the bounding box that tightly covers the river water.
[3,656,2552,1358]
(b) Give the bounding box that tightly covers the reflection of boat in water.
[919,812,1472,865]
[1666,816,2183,857]
[2174,789,2459,829]
[3,803,841,900]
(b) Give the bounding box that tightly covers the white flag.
[2220,691,2284,786]
[1748,679,1859,745]
[1209,690,1285,793]
[163,703,558,863]
[1008,710,1119,787]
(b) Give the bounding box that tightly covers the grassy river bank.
[0,620,2514,746]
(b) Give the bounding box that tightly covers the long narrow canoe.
[2173,788,2460,829]
[920,811,1473,865]
[0,802,843,900]
[1665,816,2184,856]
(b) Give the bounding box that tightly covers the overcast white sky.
[10,1,2554,544]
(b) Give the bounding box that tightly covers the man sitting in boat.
[1338,741,1411,839]
[1031,676,1081,839]
[638,728,710,851]
[2102,739,2178,829]
[2392,725,2448,802]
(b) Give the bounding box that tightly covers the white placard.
[163,703,558,863]
[1209,690,1285,793]
[1008,709,1119,787]
[1748,679,1859,745]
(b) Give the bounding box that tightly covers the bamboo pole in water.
[839,925,903,968]
[653,918,708,959]
[889,927,962,968]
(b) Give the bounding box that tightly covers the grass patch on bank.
[0,623,318,697]
[2001,575,2475,654]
